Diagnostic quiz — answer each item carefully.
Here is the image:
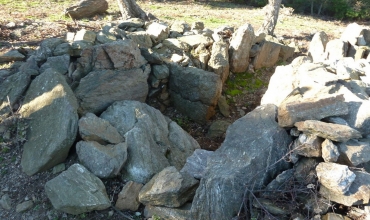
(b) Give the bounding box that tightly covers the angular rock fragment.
[146,22,169,43]
[294,120,362,142]
[64,0,108,20]
[180,149,214,179]
[338,139,370,166]
[321,139,340,162]
[177,34,213,48]
[100,100,200,183]
[320,171,370,206]
[76,141,127,178]
[207,40,229,83]
[139,166,199,208]
[293,133,323,157]
[316,162,356,194]
[308,31,329,63]
[169,64,222,123]
[79,113,124,144]
[115,181,143,211]
[229,23,255,73]
[45,164,110,215]
[144,203,192,220]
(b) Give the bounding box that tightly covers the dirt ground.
[0,0,352,219]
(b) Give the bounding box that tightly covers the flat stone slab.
[294,120,362,142]
[278,93,348,127]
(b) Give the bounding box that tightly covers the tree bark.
[258,0,282,36]
[116,0,156,21]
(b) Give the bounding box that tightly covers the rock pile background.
[2,12,370,220]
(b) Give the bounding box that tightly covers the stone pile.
[2,14,370,219]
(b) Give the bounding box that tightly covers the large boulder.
[76,39,147,76]
[191,104,291,220]
[75,67,150,115]
[229,23,255,73]
[100,100,200,183]
[64,0,108,20]
[20,69,78,175]
[169,64,222,123]
[45,164,111,215]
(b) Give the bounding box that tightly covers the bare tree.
[258,0,282,36]
[116,0,157,21]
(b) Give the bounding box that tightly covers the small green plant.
[79,213,86,219]
[1,147,10,154]
[152,215,161,220]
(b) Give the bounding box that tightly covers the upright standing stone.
[191,105,291,220]
[208,40,229,83]
[229,24,255,73]
[308,31,329,63]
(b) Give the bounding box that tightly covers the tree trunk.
[116,0,157,21]
[258,0,282,36]
[311,0,314,15]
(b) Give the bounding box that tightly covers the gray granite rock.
[278,91,348,128]
[45,164,111,215]
[207,40,229,83]
[180,149,214,179]
[322,139,340,162]
[78,112,124,144]
[20,69,78,175]
[316,162,356,194]
[294,120,362,142]
[319,171,370,206]
[64,0,108,19]
[293,133,323,157]
[0,71,31,119]
[75,68,149,115]
[139,166,199,208]
[76,141,127,178]
[115,181,143,211]
[191,104,291,220]
[308,31,329,63]
[100,100,200,183]
[229,24,255,73]
[338,139,370,166]
[169,64,222,123]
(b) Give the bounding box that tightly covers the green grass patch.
[225,71,267,97]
